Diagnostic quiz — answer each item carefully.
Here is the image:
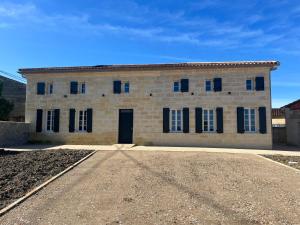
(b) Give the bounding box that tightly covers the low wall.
[272,127,287,144]
[0,121,30,147]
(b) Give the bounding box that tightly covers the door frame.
[118,109,134,144]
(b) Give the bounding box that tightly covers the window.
[246,79,253,91]
[173,81,180,92]
[203,109,214,132]
[46,110,55,131]
[46,83,53,94]
[171,109,182,132]
[37,82,45,95]
[205,80,212,92]
[78,110,87,132]
[244,108,255,132]
[124,82,130,93]
[80,83,86,94]
[70,81,86,94]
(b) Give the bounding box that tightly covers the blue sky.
[0,0,299,107]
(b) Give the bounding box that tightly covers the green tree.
[0,80,14,121]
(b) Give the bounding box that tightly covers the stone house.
[282,99,300,146]
[19,61,279,149]
[0,75,26,122]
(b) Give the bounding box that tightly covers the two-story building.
[19,61,279,149]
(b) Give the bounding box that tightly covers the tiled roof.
[272,108,285,118]
[18,61,279,74]
[282,99,300,110]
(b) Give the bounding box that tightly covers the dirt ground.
[263,154,300,170]
[1,150,299,225]
[0,149,92,210]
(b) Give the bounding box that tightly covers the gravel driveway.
[1,150,299,225]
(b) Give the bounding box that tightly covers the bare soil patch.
[262,154,300,170]
[0,149,93,210]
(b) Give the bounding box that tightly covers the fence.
[0,121,30,147]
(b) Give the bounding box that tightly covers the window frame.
[246,79,253,91]
[203,109,215,132]
[244,108,256,132]
[170,109,183,132]
[78,109,88,132]
[205,80,213,92]
[173,81,180,92]
[46,82,53,95]
[124,82,130,93]
[46,109,55,132]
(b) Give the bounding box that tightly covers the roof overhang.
[18,61,280,75]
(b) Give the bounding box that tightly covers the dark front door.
[118,109,133,144]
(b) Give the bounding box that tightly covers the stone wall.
[0,121,30,147]
[285,109,300,146]
[272,127,287,144]
[24,66,273,149]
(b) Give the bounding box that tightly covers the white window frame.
[46,109,55,132]
[205,80,213,92]
[78,82,86,94]
[124,82,130,93]
[173,81,180,92]
[203,109,215,132]
[244,108,256,132]
[170,109,183,132]
[246,79,254,91]
[78,109,87,132]
[46,82,53,95]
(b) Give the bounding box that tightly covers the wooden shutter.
[237,107,245,133]
[213,78,222,92]
[69,109,75,133]
[255,77,265,91]
[53,109,60,132]
[163,108,170,133]
[195,107,203,133]
[183,108,189,133]
[36,109,43,132]
[113,80,121,94]
[37,82,45,95]
[180,79,189,92]
[259,107,267,133]
[216,107,223,133]
[87,108,93,133]
[70,81,78,94]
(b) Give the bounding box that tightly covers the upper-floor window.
[70,81,86,94]
[246,79,253,91]
[37,82,53,95]
[124,82,130,93]
[203,109,214,132]
[173,81,180,92]
[244,108,255,132]
[47,83,53,94]
[46,110,55,131]
[205,80,212,92]
[171,109,182,132]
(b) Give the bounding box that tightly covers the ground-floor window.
[244,108,255,132]
[46,110,55,131]
[171,109,182,132]
[78,110,87,131]
[203,109,215,132]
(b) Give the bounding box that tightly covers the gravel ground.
[1,150,299,225]
[262,154,300,170]
[0,149,93,210]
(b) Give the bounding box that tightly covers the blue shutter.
[195,108,203,133]
[216,107,223,133]
[69,109,75,133]
[87,108,93,133]
[113,80,121,94]
[259,107,267,133]
[36,109,43,132]
[37,82,45,95]
[237,107,245,133]
[183,108,189,133]
[180,79,189,92]
[255,77,265,91]
[70,81,78,94]
[163,108,170,133]
[53,109,60,133]
[213,78,222,92]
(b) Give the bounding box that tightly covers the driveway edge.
[256,154,300,173]
[0,150,96,217]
